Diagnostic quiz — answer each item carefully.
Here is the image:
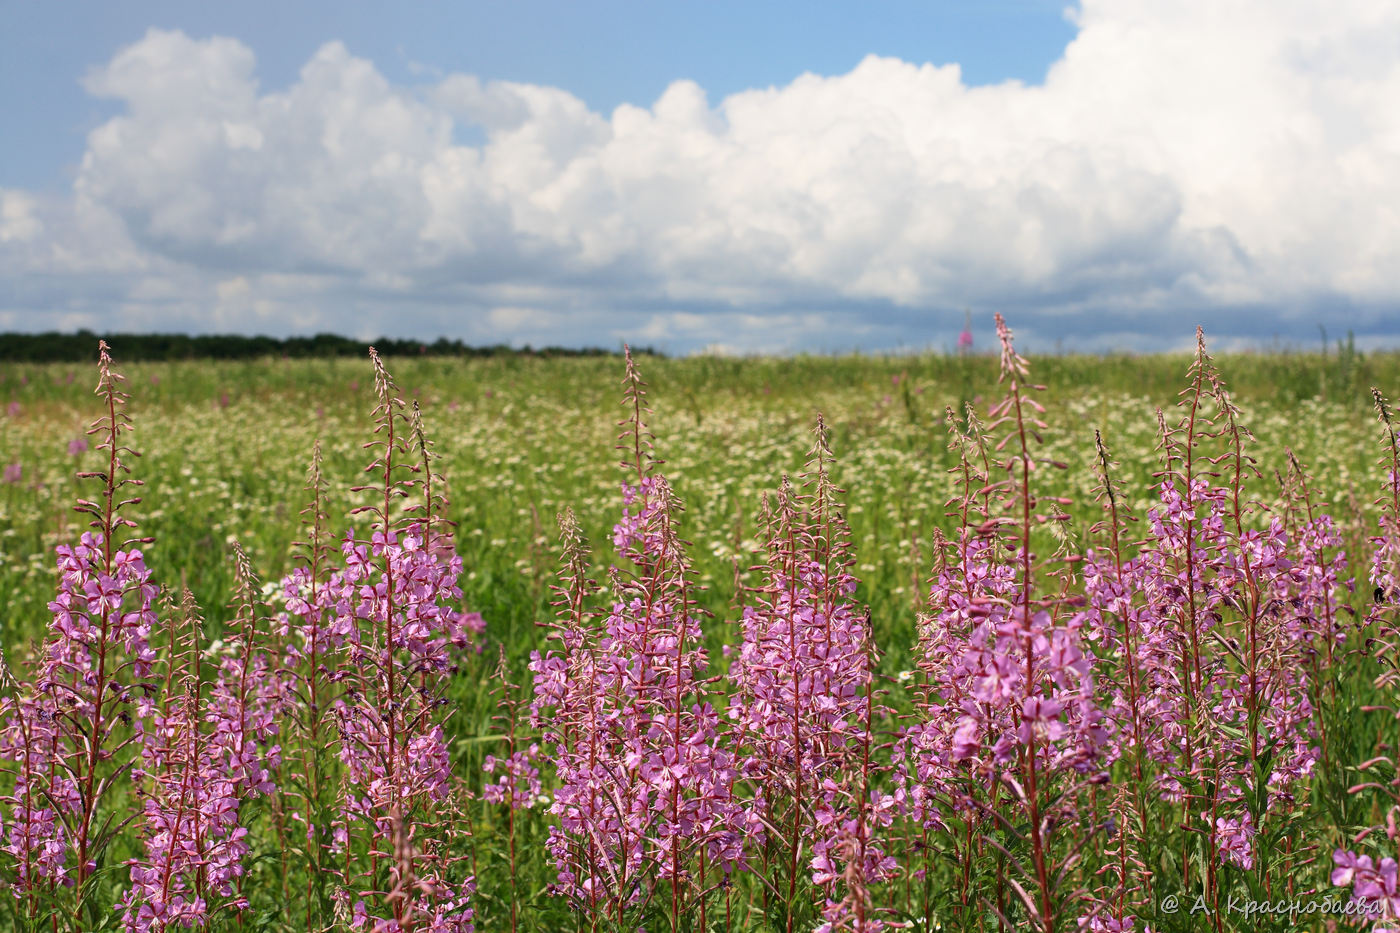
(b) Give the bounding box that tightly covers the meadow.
[0,325,1397,932]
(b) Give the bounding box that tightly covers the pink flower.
[1215,813,1255,869]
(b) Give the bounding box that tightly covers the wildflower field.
[1,322,1399,932]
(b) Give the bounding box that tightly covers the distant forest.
[0,331,654,363]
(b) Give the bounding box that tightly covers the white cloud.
[0,190,43,243]
[3,3,1400,352]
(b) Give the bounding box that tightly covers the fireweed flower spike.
[277,439,350,926]
[904,315,1106,933]
[1144,338,1320,906]
[533,348,739,931]
[1371,388,1400,612]
[894,403,1009,917]
[1074,331,1330,926]
[728,416,890,933]
[528,508,607,913]
[120,589,250,932]
[211,542,283,800]
[0,342,160,927]
[328,348,479,932]
[1280,448,1350,725]
[1080,429,1160,919]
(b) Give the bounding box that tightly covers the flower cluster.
[323,351,478,932]
[727,426,895,926]
[1,344,161,924]
[1333,850,1400,928]
[121,594,250,932]
[0,345,482,932]
[532,354,740,929]
[482,746,542,810]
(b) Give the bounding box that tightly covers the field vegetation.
[0,323,1397,932]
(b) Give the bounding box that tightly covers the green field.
[2,346,1389,650]
[1,343,1398,931]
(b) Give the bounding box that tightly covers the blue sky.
[2,1,1076,191]
[1,0,1397,353]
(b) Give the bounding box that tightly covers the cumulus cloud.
[3,0,1399,352]
[0,191,43,244]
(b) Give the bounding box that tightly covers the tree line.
[0,330,656,362]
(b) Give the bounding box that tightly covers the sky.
[1,0,1397,354]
